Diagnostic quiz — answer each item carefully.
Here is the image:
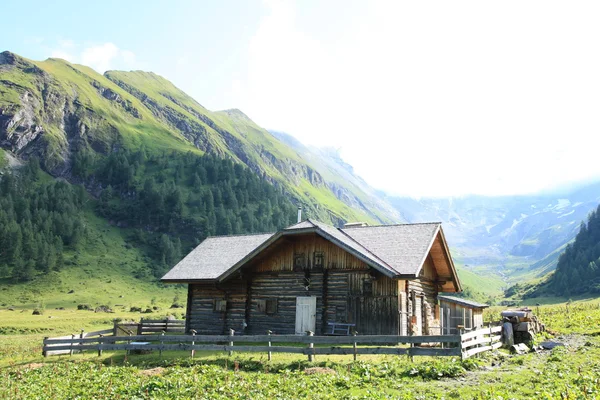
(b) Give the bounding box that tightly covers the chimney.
[343,222,368,228]
[297,206,302,223]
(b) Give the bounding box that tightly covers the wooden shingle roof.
[161,233,273,281]
[341,223,441,276]
[161,219,458,287]
[438,295,489,309]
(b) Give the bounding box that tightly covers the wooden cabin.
[439,295,488,334]
[162,219,462,336]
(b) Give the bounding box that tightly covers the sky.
[2,0,600,197]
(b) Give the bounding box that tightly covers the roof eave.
[161,278,217,284]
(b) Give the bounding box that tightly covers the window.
[363,279,373,295]
[336,306,346,322]
[257,299,278,314]
[313,252,324,269]
[214,299,227,312]
[266,299,278,315]
[294,252,306,271]
[256,299,266,313]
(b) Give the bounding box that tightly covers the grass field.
[2,298,600,398]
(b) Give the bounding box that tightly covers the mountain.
[269,131,405,224]
[387,183,600,288]
[0,50,405,308]
[0,51,396,226]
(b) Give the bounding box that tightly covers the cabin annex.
[161,219,462,336]
[439,295,489,335]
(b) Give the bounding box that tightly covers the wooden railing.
[43,328,113,356]
[461,325,503,358]
[112,318,185,336]
[42,326,504,360]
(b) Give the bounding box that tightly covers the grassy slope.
[104,70,383,225]
[0,204,185,311]
[456,267,506,297]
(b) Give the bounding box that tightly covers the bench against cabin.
[161,219,463,336]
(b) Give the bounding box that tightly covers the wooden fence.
[112,318,185,336]
[43,326,502,360]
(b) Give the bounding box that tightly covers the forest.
[0,149,297,282]
[551,204,600,295]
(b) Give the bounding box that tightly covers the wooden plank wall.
[347,272,398,335]
[440,301,481,334]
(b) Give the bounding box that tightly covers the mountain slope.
[0,51,395,225]
[387,184,600,284]
[269,130,405,224]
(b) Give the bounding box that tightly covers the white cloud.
[236,0,600,197]
[48,41,138,73]
[50,50,75,62]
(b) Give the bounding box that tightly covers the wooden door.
[295,297,316,334]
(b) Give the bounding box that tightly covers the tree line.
[0,159,87,281]
[551,204,600,295]
[1,148,297,281]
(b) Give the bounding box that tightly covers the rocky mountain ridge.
[0,51,397,225]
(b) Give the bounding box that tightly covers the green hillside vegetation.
[0,148,296,285]
[455,267,506,303]
[0,148,7,168]
[549,204,600,296]
[1,51,389,225]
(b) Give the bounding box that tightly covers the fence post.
[43,337,48,357]
[98,334,103,357]
[229,329,235,356]
[160,330,165,357]
[113,319,118,336]
[307,331,314,362]
[165,318,170,332]
[191,330,196,358]
[70,334,75,356]
[353,331,357,361]
[267,330,272,361]
[459,328,465,360]
[80,329,85,356]
[137,318,143,336]
[126,331,132,356]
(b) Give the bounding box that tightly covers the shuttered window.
[293,253,306,271]
[313,251,324,269]
[214,299,227,312]
[257,299,278,314]
[266,299,278,315]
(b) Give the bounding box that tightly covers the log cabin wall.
[407,255,440,335]
[245,271,324,335]
[186,277,247,335]
[186,233,444,336]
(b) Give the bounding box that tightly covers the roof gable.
[341,223,440,276]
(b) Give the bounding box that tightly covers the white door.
[295,297,317,334]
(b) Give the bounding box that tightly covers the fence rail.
[43,325,503,360]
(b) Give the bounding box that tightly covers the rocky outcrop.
[90,80,141,119]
